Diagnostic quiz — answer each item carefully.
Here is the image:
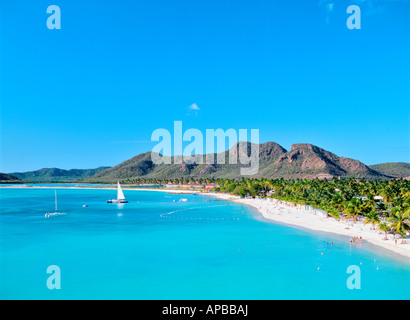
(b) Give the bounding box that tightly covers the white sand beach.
[203,193,410,259]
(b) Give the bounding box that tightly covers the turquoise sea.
[0,188,409,300]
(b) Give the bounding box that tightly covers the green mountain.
[268,143,387,180]
[0,173,21,183]
[87,142,286,182]
[87,142,390,182]
[11,144,402,183]
[11,166,111,182]
[369,162,410,179]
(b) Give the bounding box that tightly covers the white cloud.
[188,103,200,111]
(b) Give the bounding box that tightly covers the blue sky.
[0,0,409,172]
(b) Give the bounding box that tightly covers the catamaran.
[107,181,128,203]
[45,190,65,218]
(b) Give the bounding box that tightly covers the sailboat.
[45,190,65,218]
[107,181,128,203]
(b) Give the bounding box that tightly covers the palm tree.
[387,208,410,239]
[343,198,362,223]
[331,193,344,210]
[377,222,390,240]
[326,207,340,221]
[381,186,396,212]
[364,212,380,230]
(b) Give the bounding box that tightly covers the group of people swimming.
[350,236,362,245]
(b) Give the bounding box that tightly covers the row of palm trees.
[215,177,410,239]
[121,176,410,239]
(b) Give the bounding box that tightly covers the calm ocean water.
[0,188,409,300]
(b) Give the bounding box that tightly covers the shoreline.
[202,192,410,260]
[0,185,195,194]
[2,185,409,259]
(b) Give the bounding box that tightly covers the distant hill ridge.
[369,162,410,179]
[0,173,20,182]
[11,166,110,182]
[8,143,407,183]
[86,142,394,182]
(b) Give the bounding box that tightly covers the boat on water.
[45,190,65,218]
[107,182,128,203]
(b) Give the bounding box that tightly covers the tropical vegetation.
[122,176,410,239]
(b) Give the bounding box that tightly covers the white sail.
[45,189,65,218]
[117,182,125,200]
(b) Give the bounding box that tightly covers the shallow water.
[0,188,409,299]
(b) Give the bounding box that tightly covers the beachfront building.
[165,183,180,189]
[165,182,218,192]
[204,183,218,191]
[296,204,313,211]
[180,184,202,189]
[313,209,329,218]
